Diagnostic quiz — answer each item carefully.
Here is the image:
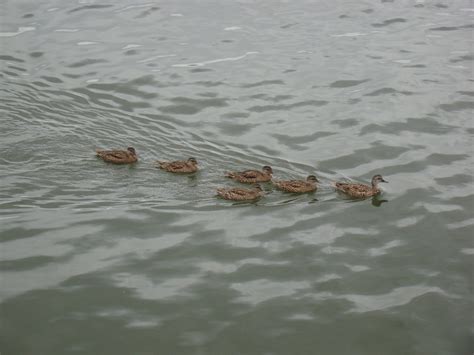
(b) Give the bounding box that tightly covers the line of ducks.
[96,147,388,201]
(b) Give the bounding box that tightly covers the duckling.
[334,174,388,198]
[96,147,137,164]
[225,166,273,183]
[216,184,264,201]
[273,175,319,193]
[156,157,198,173]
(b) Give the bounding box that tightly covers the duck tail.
[225,172,235,178]
[95,149,104,156]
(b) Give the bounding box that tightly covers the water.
[1,0,473,354]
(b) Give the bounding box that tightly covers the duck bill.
[381,179,388,183]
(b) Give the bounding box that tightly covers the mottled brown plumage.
[216,184,264,201]
[273,175,319,193]
[225,166,273,183]
[96,147,137,164]
[156,157,198,173]
[334,174,388,198]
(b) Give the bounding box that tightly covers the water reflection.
[371,196,388,207]
[1,0,472,354]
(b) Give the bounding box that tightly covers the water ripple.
[343,286,447,313]
[172,52,258,68]
[1,1,472,353]
[329,79,369,88]
[371,18,407,27]
[68,4,114,14]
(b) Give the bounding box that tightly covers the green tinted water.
[1,1,473,354]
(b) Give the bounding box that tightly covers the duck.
[334,174,388,198]
[225,166,273,183]
[96,147,137,164]
[216,184,264,201]
[156,157,198,173]
[273,175,319,193]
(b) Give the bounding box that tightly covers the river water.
[1,0,473,354]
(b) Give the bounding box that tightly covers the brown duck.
[334,174,388,198]
[216,184,264,201]
[156,157,198,173]
[273,175,319,193]
[225,166,273,183]
[96,147,137,164]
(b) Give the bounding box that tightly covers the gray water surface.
[1,1,473,354]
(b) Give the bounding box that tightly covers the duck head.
[262,166,273,175]
[188,157,198,165]
[371,174,388,187]
[127,147,136,155]
[307,175,319,183]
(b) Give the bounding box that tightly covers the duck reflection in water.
[371,196,388,207]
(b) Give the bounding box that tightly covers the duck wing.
[108,151,129,160]
[335,182,372,197]
[97,150,135,163]
[239,170,261,179]
[159,160,197,172]
[168,161,187,170]
[276,180,314,192]
[217,188,259,200]
[231,188,254,196]
[226,170,263,182]
[287,180,307,188]
[157,160,182,168]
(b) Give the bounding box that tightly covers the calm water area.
[1,0,473,354]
